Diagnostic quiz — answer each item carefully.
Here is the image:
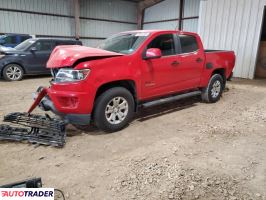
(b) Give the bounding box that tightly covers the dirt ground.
[0,76,266,200]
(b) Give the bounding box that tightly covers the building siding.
[144,21,180,30]
[0,0,74,16]
[0,0,75,37]
[143,0,199,31]
[0,0,138,47]
[80,0,138,47]
[0,10,75,37]
[198,0,266,79]
[184,0,200,18]
[183,18,198,32]
[144,0,180,23]
[143,0,180,30]
[183,0,200,32]
[80,0,137,23]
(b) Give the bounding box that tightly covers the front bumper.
[40,95,91,125]
[30,82,96,125]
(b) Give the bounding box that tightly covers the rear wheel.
[3,64,24,81]
[201,74,224,103]
[93,87,135,133]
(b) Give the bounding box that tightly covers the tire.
[201,74,224,103]
[3,64,24,81]
[93,87,135,133]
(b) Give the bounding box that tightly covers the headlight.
[0,54,5,59]
[55,68,90,83]
[50,68,59,78]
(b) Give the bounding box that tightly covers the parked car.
[33,30,235,132]
[0,33,32,48]
[0,38,82,81]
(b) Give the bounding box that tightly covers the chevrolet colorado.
[32,30,235,132]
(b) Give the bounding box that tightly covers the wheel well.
[212,68,226,84]
[1,63,25,76]
[95,80,137,102]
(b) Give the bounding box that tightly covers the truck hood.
[47,45,123,68]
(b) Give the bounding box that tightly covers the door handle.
[171,61,180,66]
[196,58,203,63]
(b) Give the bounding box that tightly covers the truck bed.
[204,49,235,79]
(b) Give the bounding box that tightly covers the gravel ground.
[0,76,266,200]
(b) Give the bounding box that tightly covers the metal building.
[0,0,138,46]
[143,0,200,33]
[80,0,137,46]
[1,0,266,79]
[0,0,76,38]
[198,0,266,79]
[142,0,266,79]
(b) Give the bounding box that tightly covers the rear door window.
[10,36,17,44]
[34,41,56,51]
[21,36,31,42]
[179,35,199,54]
[4,36,14,44]
[56,40,81,46]
[147,34,176,56]
[56,41,71,46]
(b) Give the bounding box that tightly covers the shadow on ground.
[69,95,202,136]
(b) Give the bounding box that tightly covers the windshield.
[99,33,149,54]
[15,39,35,50]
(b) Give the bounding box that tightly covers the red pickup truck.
[32,30,235,132]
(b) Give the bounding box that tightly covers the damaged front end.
[0,45,123,147]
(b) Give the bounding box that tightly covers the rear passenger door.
[175,34,205,89]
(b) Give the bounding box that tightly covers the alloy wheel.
[211,80,221,98]
[105,97,129,125]
[6,65,22,81]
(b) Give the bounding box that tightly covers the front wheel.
[93,87,135,133]
[201,74,224,103]
[3,64,24,81]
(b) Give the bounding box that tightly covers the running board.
[142,91,201,108]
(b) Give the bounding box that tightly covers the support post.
[178,0,184,30]
[137,7,145,30]
[137,0,164,30]
[74,0,80,40]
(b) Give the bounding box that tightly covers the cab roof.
[120,29,197,36]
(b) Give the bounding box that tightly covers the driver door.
[140,34,180,99]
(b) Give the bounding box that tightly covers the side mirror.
[30,47,37,52]
[144,48,162,60]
